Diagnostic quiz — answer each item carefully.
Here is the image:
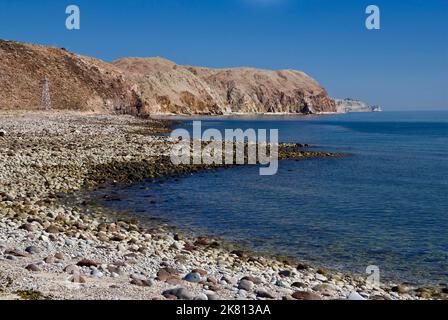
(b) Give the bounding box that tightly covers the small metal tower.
[41,76,52,110]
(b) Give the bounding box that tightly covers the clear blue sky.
[0,0,447,110]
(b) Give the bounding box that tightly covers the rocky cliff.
[0,40,337,115]
[0,40,144,114]
[335,98,381,113]
[112,58,226,114]
[113,58,337,115]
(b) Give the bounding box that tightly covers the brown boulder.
[292,291,322,300]
[76,259,100,267]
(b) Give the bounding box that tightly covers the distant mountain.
[0,40,143,114]
[335,98,381,113]
[113,58,337,115]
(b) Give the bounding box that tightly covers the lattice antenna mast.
[41,76,52,110]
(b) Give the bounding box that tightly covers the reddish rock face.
[0,40,144,115]
[113,57,337,115]
[0,39,336,116]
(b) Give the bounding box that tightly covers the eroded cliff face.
[113,58,226,114]
[0,40,144,115]
[0,40,336,115]
[187,66,336,114]
[113,58,336,115]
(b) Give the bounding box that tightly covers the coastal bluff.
[0,40,337,115]
[113,57,337,115]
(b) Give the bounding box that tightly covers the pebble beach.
[0,111,443,301]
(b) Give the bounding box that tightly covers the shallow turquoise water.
[95,111,448,285]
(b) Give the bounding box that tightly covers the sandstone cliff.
[113,58,337,115]
[0,40,144,114]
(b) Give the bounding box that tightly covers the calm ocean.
[94,111,448,285]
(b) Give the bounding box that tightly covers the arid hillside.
[0,40,336,115]
[113,58,337,115]
[113,58,227,114]
[0,40,144,115]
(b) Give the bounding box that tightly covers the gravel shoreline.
[0,111,444,300]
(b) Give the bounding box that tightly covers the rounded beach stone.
[184,272,201,283]
[292,291,322,300]
[25,264,41,272]
[25,246,40,254]
[238,279,254,291]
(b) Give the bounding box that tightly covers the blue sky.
[0,0,447,110]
